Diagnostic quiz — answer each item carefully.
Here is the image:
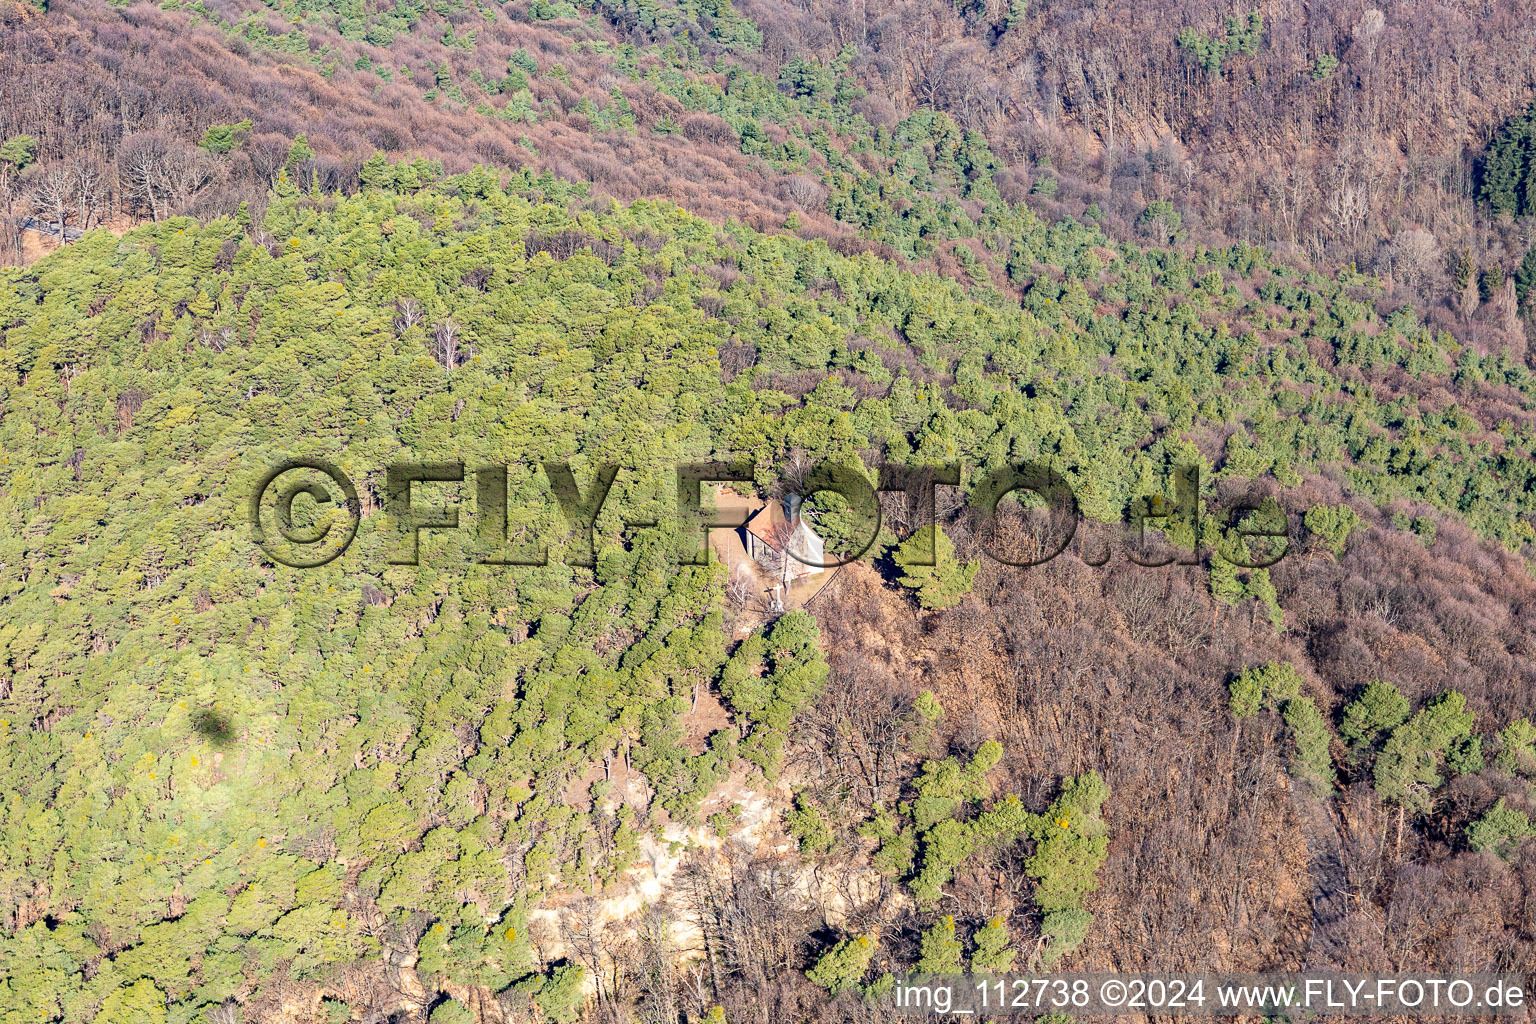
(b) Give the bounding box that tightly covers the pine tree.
[1481,106,1536,215]
[1447,734,1485,775]
[1494,719,1536,776]
[1303,502,1360,556]
[1026,773,1110,914]
[98,980,169,1024]
[1228,662,1302,718]
[198,119,251,155]
[1208,556,1245,605]
[1245,568,1285,631]
[1283,697,1336,787]
[1516,247,1536,308]
[524,965,585,1023]
[784,793,835,854]
[285,133,315,169]
[807,935,875,995]
[1339,680,1411,747]
[970,917,1016,973]
[359,152,392,189]
[0,134,36,215]
[911,818,980,906]
[893,525,979,609]
[1039,908,1092,967]
[917,916,964,975]
[1374,691,1475,812]
[1468,799,1536,856]
[0,134,37,174]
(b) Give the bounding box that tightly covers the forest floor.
[14,213,139,265]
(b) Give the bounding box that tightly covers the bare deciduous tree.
[160,143,219,210]
[1375,228,1441,299]
[431,317,471,369]
[393,297,424,334]
[70,155,110,233]
[118,132,173,222]
[27,163,74,240]
[118,132,217,222]
[782,173,824,210]
[726,562,755,611]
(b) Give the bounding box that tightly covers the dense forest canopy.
[3,1,1536,1023]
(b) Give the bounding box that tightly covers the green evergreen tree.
[1468,799,1535,856]
[917,916,964,975]
[1447,734,1485,775]
[807,935,875,995]
[1303,502,1360,556]
[1025,772,1110,914]
[1374,691,1475,813]
[524,965,585,1023]
[893,525,978,610]
[1208,555,1246,605]
[98,980,169,1024]
[1480,105,1536,215]
[1516,247,1536,308]
[198,119,252,155]
[970,916,1016,973]
[1228,663,1302,718]
[1340,680,1411,747]
[0,133,38,173]
[0,133,37,214]
[1494,718,1536,776]
[1039,908,1092,967]
[784,793,835,854]
[1282,697,1335,787]
[285,133,315,169]
[1245,568,1285,631]
[359,152,393,189]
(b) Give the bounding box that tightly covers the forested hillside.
[9,0,1536,316]
[4,1,1536,1023]
[5,155,1536,1023]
